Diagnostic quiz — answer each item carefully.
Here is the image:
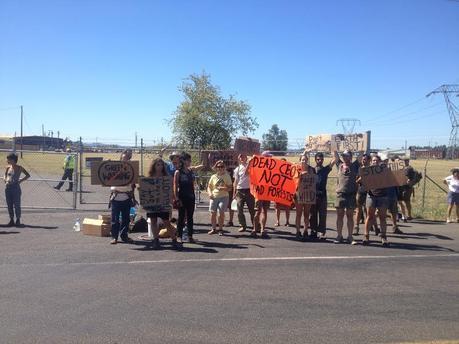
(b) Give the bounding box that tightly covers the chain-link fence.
[0,150,78,210]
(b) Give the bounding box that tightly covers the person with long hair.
[109,151,135,245]
[207,160,232,236]
[173,152,196,243]
[295,153,316,240]
[147,158,179,249]
[4,153,30,227]
[444,168,459,223]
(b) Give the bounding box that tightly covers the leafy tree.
[169,72,258,149]
[262,124,288,152]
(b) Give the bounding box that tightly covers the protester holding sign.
[333,150,360,244]
[109,151,136,244]
[362,155,389,246]
[444,168,459,223]
[173,152,196,243]
[207,161,233,235]
[145,158,179,249]
[295,153,316,240]
[309,152,336,239]
[233,154,256,232]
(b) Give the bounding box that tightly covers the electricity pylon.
[426,84,459,159]
[336,118,361,135]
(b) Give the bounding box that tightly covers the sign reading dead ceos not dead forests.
[249,156,300,206]
[359,160,408,190]
[91,161,139,186]
[139,177,172,213]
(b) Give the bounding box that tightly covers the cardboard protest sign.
[305,134,333,152]
[305,131,371,153]
[296,173,317,205]
[249,155,300,206]
[139,177,172,213]
[359,160,408,190]
[200,150,239,171]
[91,160,139,186]
[234,137,261,155]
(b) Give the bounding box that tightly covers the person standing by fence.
[233,154,256,232]
[398,158,415,222]
[207,160,232,236]
[444,168,459,223]
[4,153,30,227]
[54,148,75,191]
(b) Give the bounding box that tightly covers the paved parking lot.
[1,209,458,344]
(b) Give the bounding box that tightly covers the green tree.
[262,124,288,153]
[170,72,258,149]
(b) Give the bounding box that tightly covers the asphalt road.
[1,209,458,344]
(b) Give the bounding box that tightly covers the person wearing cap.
[443,168,459,223]
[54,148,75,191]
[333,149,360,244]
[233,153,255,232]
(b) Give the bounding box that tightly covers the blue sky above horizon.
[1,0,458,149]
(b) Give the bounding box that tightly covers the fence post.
[79,137,83,204]
[73,152,78,209]
[140,138,144,177]
[421,159,429,212]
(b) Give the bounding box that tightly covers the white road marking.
[2,253,459,267]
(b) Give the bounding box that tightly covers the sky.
[1,0,458,149]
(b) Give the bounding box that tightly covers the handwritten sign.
[305,132,370,153]
[296,173,317,205]
[91,161,139,186]
[234,137,261,155]
[249,156,300,206]
[139,177,172,213]
[200,150,239,171]
[359,161,408,190]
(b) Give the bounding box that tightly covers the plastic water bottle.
[73,218,81,232]
[147,217,152,238]
[182,227,189,242]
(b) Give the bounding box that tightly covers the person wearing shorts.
[354,153,370,235]
[207,160,233,236]
[334,150,360,244]
[362,155,389,246]
[444,168,459,223]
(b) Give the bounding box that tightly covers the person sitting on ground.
[333,150,361,244]
[361,155,389,246]
[295,152,316,240]
[444,168,459,223]
[146,158,179,250]
[173,152,197,243]
[309,152,337,239]
[275,158,292,227]
[109,150,136,245]
[4,153,30,227]
[354,153,370,235]
[207,160,232,236]
[233,153,256,233]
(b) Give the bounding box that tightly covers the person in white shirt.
[443,168,459,223]
[233,154,255,232]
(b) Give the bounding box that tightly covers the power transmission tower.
[336,118,361,135]
[426,84,459,159]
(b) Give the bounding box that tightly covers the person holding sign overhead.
[333,150,360,244]
[207,160,233,236]
[294,153,317,240]
[146,158,179,250]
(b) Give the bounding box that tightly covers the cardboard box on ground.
[83,215,111,237]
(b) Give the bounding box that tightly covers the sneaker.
[53,186,60,190]
[7,219,14,227]
[219,230,224,236]
[226,221,234,227]
[188,237,196,243]
[346,236,354,244]
[295,231,302,240]
[446,218,452,223]
[333,236,344,244]
[208,229,218,235]
[362,236,370,245]
[121,236,134,243]
[152,238,160,250]
[381,237,390,247]
[250,230,258,238]
[238,227,247,232]
[351,239,359,245]
[353,226,360,236]
[110,239,118,245]
[261,231,269,238]
[392,226,403,234]
[15,219,21,227]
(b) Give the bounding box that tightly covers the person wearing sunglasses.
[207,160,233,236]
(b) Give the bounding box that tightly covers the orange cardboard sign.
[249,156,300,206]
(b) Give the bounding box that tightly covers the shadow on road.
[0,231,20,235]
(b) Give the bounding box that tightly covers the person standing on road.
[174,152,196,243]
[274,158,292,228]
[361,155,389,246]
[354,153,370,235]
[309,152,336,239]
[109,150,136,245]
[251,151,272,238]
[398,158,415,222]
[444,168,459,223]
[4,153,30,227]
[146,158,179,250]
[207,160,232,236]
[233,154,256,232]
[54,148,75,191]
[295,153,316,240]
[333,150,360,244]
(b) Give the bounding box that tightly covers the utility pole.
[426,84,459,159]
[135,132,138,148]
[20,105,23,157]
[42,124,45,150]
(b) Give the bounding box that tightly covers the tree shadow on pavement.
[363,241,456,252]
[131,242,219,253]
[191,239,250,250]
